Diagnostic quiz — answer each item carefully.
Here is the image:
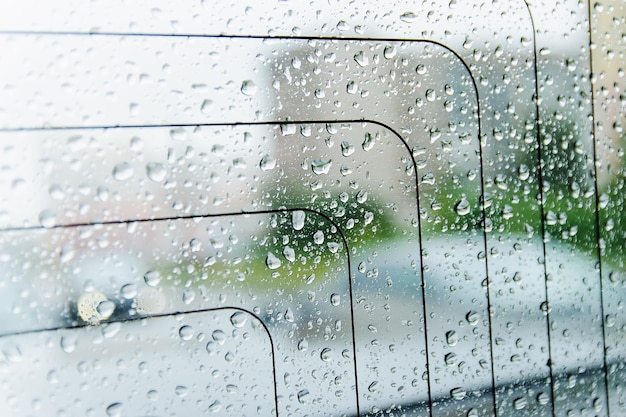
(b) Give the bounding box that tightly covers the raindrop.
[383,45,397,59]
[284,308,294,322]
[211,330,226,345]
[298,339,308,351]
[400,12,417,23]
[280,123,297,135]
[346,81,358,94]
[445,352,457,366]
[2,343,22,363]
[454,198,470,216]
[450,387,466,400]
[230,311,248,328]
[241,80,257,96]
[283,246,296,262]
[179,325,194,341]
[354,51,369,67]
[120,283,138,299]
[311,159,332,174]
[466,311,480,326]
[39,210,56,228]
[48,184,65,200]
[129,103,140,116]
[175,385,189,397]
[200,99,213,114]
[208,400,221,413]
[297,389,310,404]
[112,162,134,181]
[60,335,77,353]
[182,289,195,304]
[292,210,306,230]
[143,270,162,287]
[513,397,528,410]
[96,301,115,319]
[266,252,282,270]
[146,162,167,182]
[105,403,122,417]
[362,133,374,151]
[330,293,341,306]
[313,230,324,244]
[259,155,277,171]
[341,141,355,156]
[320,348,333,361]
[445,330,458,346]
[518,164,530,181]
[170,128,187,141]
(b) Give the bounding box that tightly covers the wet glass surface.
[0,1,624,416]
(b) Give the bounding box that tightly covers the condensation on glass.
[0,1,623,416]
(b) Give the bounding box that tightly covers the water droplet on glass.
[384,45,397,59]
[212,330,226,345]
[208,400,221,413]
[298,338,308,351]
[169,127,187,141]
[2,343,22,363]
[96,301,115,319]
[60,335,77,353]
[362,133,374,151]
[266,252,282,270]
[145,162,166,182]
[311,159,332,175]
[175,385,188,397]
[105,403,122,417]
[320,347,333,361]
[513,397,528,410]
[143,270,161,287]
[346,81,358,94]
[353,51,369,67]
[336,20,349,31]
[297,389,310,404]
[112,162,134,181]
[39,209,56,228]
[241,80,257,96]
[259,155,277,171]
[400,12,417,23]
[179,325,194,341]
[284,307,295,322]
[518,164,530,181]
[466,311,480,326]
[446,330,458,346]
[230,311,248,328]
[129,102,140,116]
[182,289,195,304]
[341,141,355,157]
[280,123,297,135]
[120,284,137,299]
[49,184,65,200]
[445,352,457,366]
[450,387,466,400]
[283,246,296,262]
[313,230,324,244]
[330,293,341,306]
[200,99,213,114]
[455,198,471,216]
[292,210,306,230]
